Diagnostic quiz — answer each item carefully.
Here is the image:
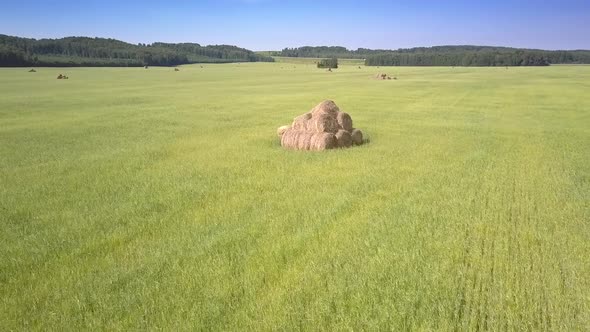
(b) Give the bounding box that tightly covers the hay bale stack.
[277,100,365,151]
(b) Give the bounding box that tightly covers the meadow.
[1,62,589,330]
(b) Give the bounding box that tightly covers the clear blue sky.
[1,0,588,50]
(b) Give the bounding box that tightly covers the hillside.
[0,34,274,67]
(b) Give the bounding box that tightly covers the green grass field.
[1,63,589,330]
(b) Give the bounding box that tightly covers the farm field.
[1,63,589,330]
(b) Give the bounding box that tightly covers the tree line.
[278,45,590,66]
[0,34,274,67]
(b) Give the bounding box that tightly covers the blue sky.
[1,0,588,50]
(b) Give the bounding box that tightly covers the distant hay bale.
[335,129,353,148]
[337,112,353,132]
[277,125,290,137]
[278,100,364,151]
[351,128,363,145]
[375,73,390,80]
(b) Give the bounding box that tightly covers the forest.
[3,33,589,67]
[278,45,590,66]
[0,34,274,67]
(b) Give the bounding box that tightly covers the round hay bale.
[337,112,353,132]
[281,128,301,150]
[281,129,336,150]
[311,100,340,117]
[335,129,353,148]
[311,132,337,150]
[298,132,313,150]
[291,113,312,131]
[277,125,290,137]
[311,113,339,133]
[351,128,363,145]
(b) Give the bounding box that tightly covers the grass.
[0,63,589,330]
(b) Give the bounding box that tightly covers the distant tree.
[317,57,338,69]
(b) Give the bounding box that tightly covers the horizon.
[1,0,589,51]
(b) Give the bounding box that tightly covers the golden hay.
[291,113,312,131]
[279,100,363,151]
[337,112,353,132]
[277,125,291,137]
[310,113,340,133]
[297,132,313,150]
[310,132,337,150]
[280,128,299,149]
[351,128,363,145]
[311,100,340,117]
[335,129,353,148]
[281,129,337,150]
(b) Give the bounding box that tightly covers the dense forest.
[0,34,274,67]
[278,45,590,66]
[3,34,589,67]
